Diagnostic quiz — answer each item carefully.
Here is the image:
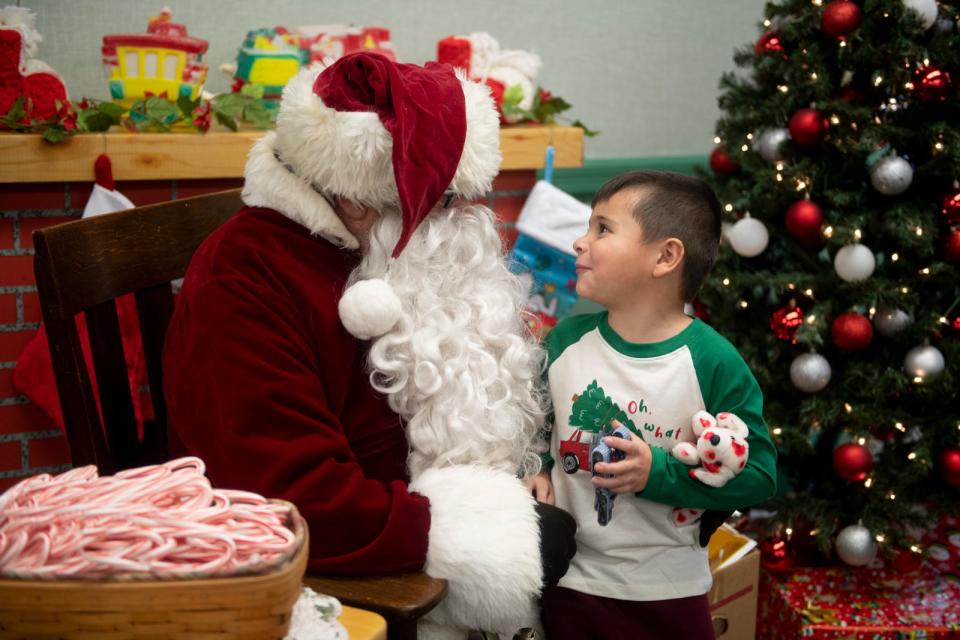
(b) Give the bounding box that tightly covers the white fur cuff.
[410,465,542,635]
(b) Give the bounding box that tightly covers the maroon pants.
[541,586,715,640]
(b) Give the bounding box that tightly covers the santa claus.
[163,52,575,637]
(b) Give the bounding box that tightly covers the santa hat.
[241,52,501,339]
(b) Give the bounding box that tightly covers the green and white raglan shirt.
[543,312,777,601]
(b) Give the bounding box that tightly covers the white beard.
[347,203,548,480]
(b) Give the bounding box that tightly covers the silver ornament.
[870,156,913,195]
[756,128,790,164]
[874,306,913,337]
[904,344,946,379]
[934,16,955,34]
[727,216,769,257]
[790,353,832,393]
[902,0,939,29]
[836,523,877,566]
[834,244,876,282]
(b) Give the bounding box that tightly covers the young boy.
[534,171,777,639]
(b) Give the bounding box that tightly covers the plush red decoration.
[0,13,68,126]
[789,108,828,147]
[313,52,467,259]
[770,303,805,342]
[832,312,873,351]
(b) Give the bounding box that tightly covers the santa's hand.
[525,470,555,504]
[592,422,652,494]
[534,502,577,588]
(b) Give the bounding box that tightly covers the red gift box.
[759,566,960,639]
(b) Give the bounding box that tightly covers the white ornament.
[836,523,877,566]
[870,155,913,195]
[790,353,832,393]
[904,344,946,379]
[903,0,939,29]
[873,306,913,337]
[727,216,769,257]
[834,244,876,282]
[756,128,790,163]
[338,278,402,340]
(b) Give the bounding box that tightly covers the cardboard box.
[708,530,760,640]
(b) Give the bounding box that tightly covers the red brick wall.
[0,171,535,491]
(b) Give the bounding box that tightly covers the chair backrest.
[32,188,243,474]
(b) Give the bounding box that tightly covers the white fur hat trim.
[338,278,402,340]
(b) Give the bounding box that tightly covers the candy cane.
[0,457,296,579]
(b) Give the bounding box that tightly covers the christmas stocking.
[14,154,148,437]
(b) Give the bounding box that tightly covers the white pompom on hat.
[270,52,501,339]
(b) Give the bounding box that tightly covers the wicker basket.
[0,500,308,640]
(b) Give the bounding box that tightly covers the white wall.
[21,0,767,158]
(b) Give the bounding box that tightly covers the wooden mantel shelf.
[0,126,583,183]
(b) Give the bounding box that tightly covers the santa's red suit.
[163,206,432,572]
[163,53,575,637]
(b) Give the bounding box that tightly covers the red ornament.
[770,303,805,342]
[913,65,953,103]
[709,146,740,177]
[944,229,960,264]
[837,86,864,103]
[760,534,796,571]
[942,188,960,225]
[789,108,828,147]
[755,31,786,57]
[785,199,826,248]
[822,0,862,37]
[890,546,924,573]
[938,448,960,486]
[831,313,874,351]
[691,297,710,322]
[833,442,874,482]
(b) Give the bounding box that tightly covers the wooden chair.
[32,188,446,640]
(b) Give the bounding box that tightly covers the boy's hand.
[525,470,555,504]
[592,421,652,494]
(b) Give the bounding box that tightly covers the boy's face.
[573,188,661,307]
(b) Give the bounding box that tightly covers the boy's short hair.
[592,171,722,302]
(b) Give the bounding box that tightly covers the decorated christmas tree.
[700,0,959,568]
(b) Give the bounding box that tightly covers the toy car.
[590,425,631,526]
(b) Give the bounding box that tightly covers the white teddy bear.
[671,410,750,488]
